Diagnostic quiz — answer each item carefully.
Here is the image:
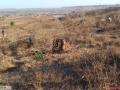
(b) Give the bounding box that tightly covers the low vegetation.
[10,21,15,27]
[34,51,44,61]
[0,6,120,90]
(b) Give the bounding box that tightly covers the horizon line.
[0,4,119,10]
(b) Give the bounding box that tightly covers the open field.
[0,5,120,90]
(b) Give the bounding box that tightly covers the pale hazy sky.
[0,0,120,9]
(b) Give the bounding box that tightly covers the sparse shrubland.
[0,6,120,90]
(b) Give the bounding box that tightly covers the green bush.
[35,51,44,61]
[80,43,86,48]
[10,21,15,26]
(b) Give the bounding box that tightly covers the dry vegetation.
[0,7,120,90]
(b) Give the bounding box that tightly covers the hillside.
[0,5,120,90]
[0,4,120,16]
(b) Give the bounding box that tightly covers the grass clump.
[80,43,86,48]
[10,21,15,27]
[35,51,44,61]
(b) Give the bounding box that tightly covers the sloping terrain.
[0,6,120,90]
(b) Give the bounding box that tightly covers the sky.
[0,0,120,9]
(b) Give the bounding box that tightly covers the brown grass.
[0,8,120,90]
